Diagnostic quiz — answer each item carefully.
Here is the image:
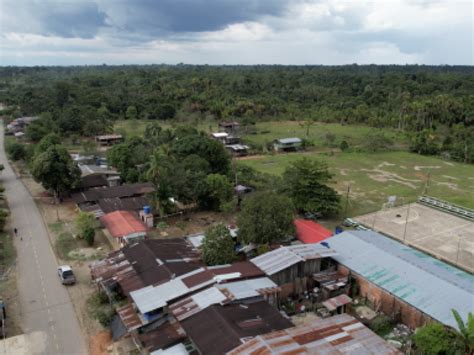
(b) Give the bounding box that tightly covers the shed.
[100,210,147,247]
[294,219,332,244]
[273,137,302,152]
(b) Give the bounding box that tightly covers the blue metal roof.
[328,230,474,330]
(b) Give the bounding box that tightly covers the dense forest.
[0,65,473,162]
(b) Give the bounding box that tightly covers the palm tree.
[451,309,474,354]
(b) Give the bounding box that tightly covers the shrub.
[369,315,395,337]
[6,142,27,161]
[340,140,349,151]
[84,227,95,246]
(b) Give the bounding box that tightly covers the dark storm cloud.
[97,0,288,36]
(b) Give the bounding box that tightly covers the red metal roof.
[100,210,147,238]
[294,219,332,244]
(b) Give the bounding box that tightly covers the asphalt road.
[0,123,87,354]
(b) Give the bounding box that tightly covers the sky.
[0,0,472,66]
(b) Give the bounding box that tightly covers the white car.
[57,265,76,285]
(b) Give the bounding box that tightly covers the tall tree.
[282,158,340,216]
[237,191,295,245]
[201,224,235,266]
[31,145,80,201]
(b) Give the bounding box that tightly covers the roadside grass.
[0,232,16,269]
[241,121,409,150]
[55,231,79,260]
[240,150,474,217]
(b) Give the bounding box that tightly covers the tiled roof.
[100,210,147,238]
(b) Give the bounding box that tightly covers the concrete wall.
[338,265,433,329]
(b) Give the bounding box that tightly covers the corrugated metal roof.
[227,314,400,354]
[287,243,338,259]
[251,247,303,275]
[328,230,474,330]
[169,287,230,321]
[150,343,188,355]
[322,294,352,312]
[216,277,279,300]
[294,219,333,244]
[277,137,302,144]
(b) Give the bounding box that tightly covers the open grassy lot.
[242,121,409,150]
[240,151,474,216]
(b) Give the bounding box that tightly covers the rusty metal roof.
[117,303,143,331]
[227,314,401,354]
[169,287,230,321]
[322,294,352,312]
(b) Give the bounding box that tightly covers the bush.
[84,227,95,246]
[0,209,8,232]
[6,141,27,161]
[340,140,349,151]
[369,315,395,337]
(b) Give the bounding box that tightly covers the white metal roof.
[216,277,278,300]
[186,233,205,248]
[328,230,474,330]
[151,343,188,355]
[251,247,303,275]
[277,137,302,144]
[211,132,228,138]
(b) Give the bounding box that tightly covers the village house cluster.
[84,197,473,354]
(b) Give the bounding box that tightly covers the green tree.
[198,174,234,211]
[410,129,440,155]
[30,145,81,201]
[237,191,295,245]
[84,228,95,246]
[126,105,138,120]
[282,158,340,216]
[412,322,456,354]
[75,211,96,238]
[36,133,62,155]
[451,309,474,354]
[201,224,235,265]
[6,141,27,161]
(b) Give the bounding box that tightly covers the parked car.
[57,265,76,285]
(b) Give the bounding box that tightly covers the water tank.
[143,206,151,215]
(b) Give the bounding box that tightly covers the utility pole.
[423,171,431,195]
[402,202,411,243]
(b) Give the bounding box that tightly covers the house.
[180,301,293,355]
[273,137,302,152]
[90,238,203,299]
[219,121,240,134]
[211,132,229,144]
[250,244,338,297]
[227,313,401,355]
[71,182,154,217]
[294,219,333,244]
[226,144,249,156]
[328,230,474,330]
[100,210,147,247]
[95,134,123,146]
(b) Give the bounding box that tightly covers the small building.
[294,219,332,244]
[227,313,401,355]
[219,121,240,134]
[95,134,123,146]
[100,210,147,247]
[226,144,249,156]
[250,244,337,297]
[211,132,229,144]
[273,137,302,152]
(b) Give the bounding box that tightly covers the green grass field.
[240,151,474,216]
[241,121,409,150]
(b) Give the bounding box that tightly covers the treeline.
[0,65,473,162]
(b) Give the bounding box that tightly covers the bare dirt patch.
[414,165,441,171]
[89,330,112,355]
[434,181,459,190]
[361,169,420,189]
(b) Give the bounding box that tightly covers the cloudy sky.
[0,0,472,66]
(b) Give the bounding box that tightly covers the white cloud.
[0,0,472,65]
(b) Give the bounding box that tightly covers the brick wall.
[338,265,433,329]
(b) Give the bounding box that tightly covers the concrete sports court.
[354,203,474,273]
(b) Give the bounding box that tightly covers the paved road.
[0,123,87,354]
